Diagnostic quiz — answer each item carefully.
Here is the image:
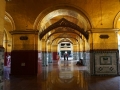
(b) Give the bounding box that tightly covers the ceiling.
[37,9,91,45]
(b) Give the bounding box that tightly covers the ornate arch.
[47,30,82,40]
[39,18,89,40]
[33,4,92,30]
[51,37,78,45]
[5,12,15,30]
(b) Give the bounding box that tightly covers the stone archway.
[33,4,92,30]
[33,4,91,68]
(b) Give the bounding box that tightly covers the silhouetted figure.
[64,52,68,61]
[57,53,60,65]
[64,53,66,60]
[66,53,68,61]
[76,59,83,66]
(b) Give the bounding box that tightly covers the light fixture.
[8,44,11,47]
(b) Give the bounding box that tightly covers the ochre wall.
[12,34,38,50]
[92,29,118,50]
[6,0,120,30]
[4,0,120,75]
[0,0,6,46]
[0,1,6,89]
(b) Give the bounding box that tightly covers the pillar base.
[0,48,4,90]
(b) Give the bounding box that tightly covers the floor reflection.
[4,66,10,80]
[3,60,120,90]
[41,60,88,90]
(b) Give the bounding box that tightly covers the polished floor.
[3,60,120,90]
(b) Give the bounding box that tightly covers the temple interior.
[0,0,120,90]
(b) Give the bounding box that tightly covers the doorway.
[58,42,73,60]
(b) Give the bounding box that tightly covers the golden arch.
[39,18,89,40]
[34,4,92,30]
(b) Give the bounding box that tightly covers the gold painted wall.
[85,39,90,51]
[47,43,51,52]
[0,0,6,46]
[38,39,41,51]
[5,0,120,52]
[41,39,46,52]
[12,33,38,50]
[51,45,57,52]
[6,0,120,30]
[73,44,78,52]
[3,30,12,52]
[92,29,118,50]
[80,43,83,52]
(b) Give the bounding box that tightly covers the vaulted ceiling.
[4,0,120,45]
[37,9,91,44]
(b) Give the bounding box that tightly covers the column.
[51,45,57,61]
[0,0,6,90]
[10,30,38,75]
[82,39,86,66]
[47,43,52,63]
[41,39,48,66]
[78,42,81,60]
[73,44,77,60]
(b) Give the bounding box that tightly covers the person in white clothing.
[6,54,11,67]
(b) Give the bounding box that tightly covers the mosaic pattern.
[48,53,52,63]
[94,51,118,75]
[42,52,48,66]
[85,52,90,73]
[0,48,4,90]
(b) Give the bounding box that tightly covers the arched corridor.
[1,0,120,90]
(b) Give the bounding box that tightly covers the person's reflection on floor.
[63,60,69,67]
[4,66,10,80]
[66,61,69,66]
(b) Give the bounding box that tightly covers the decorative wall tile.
[73,52,77,60]
[94,51,118,75]
[85,52,90,74]
[42,52,48,66]
[48,53,52,63]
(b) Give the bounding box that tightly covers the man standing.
[64,51,68,61]
[66,53,68,61]
[64,52,66,61]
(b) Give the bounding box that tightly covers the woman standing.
[6,54,11,67]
